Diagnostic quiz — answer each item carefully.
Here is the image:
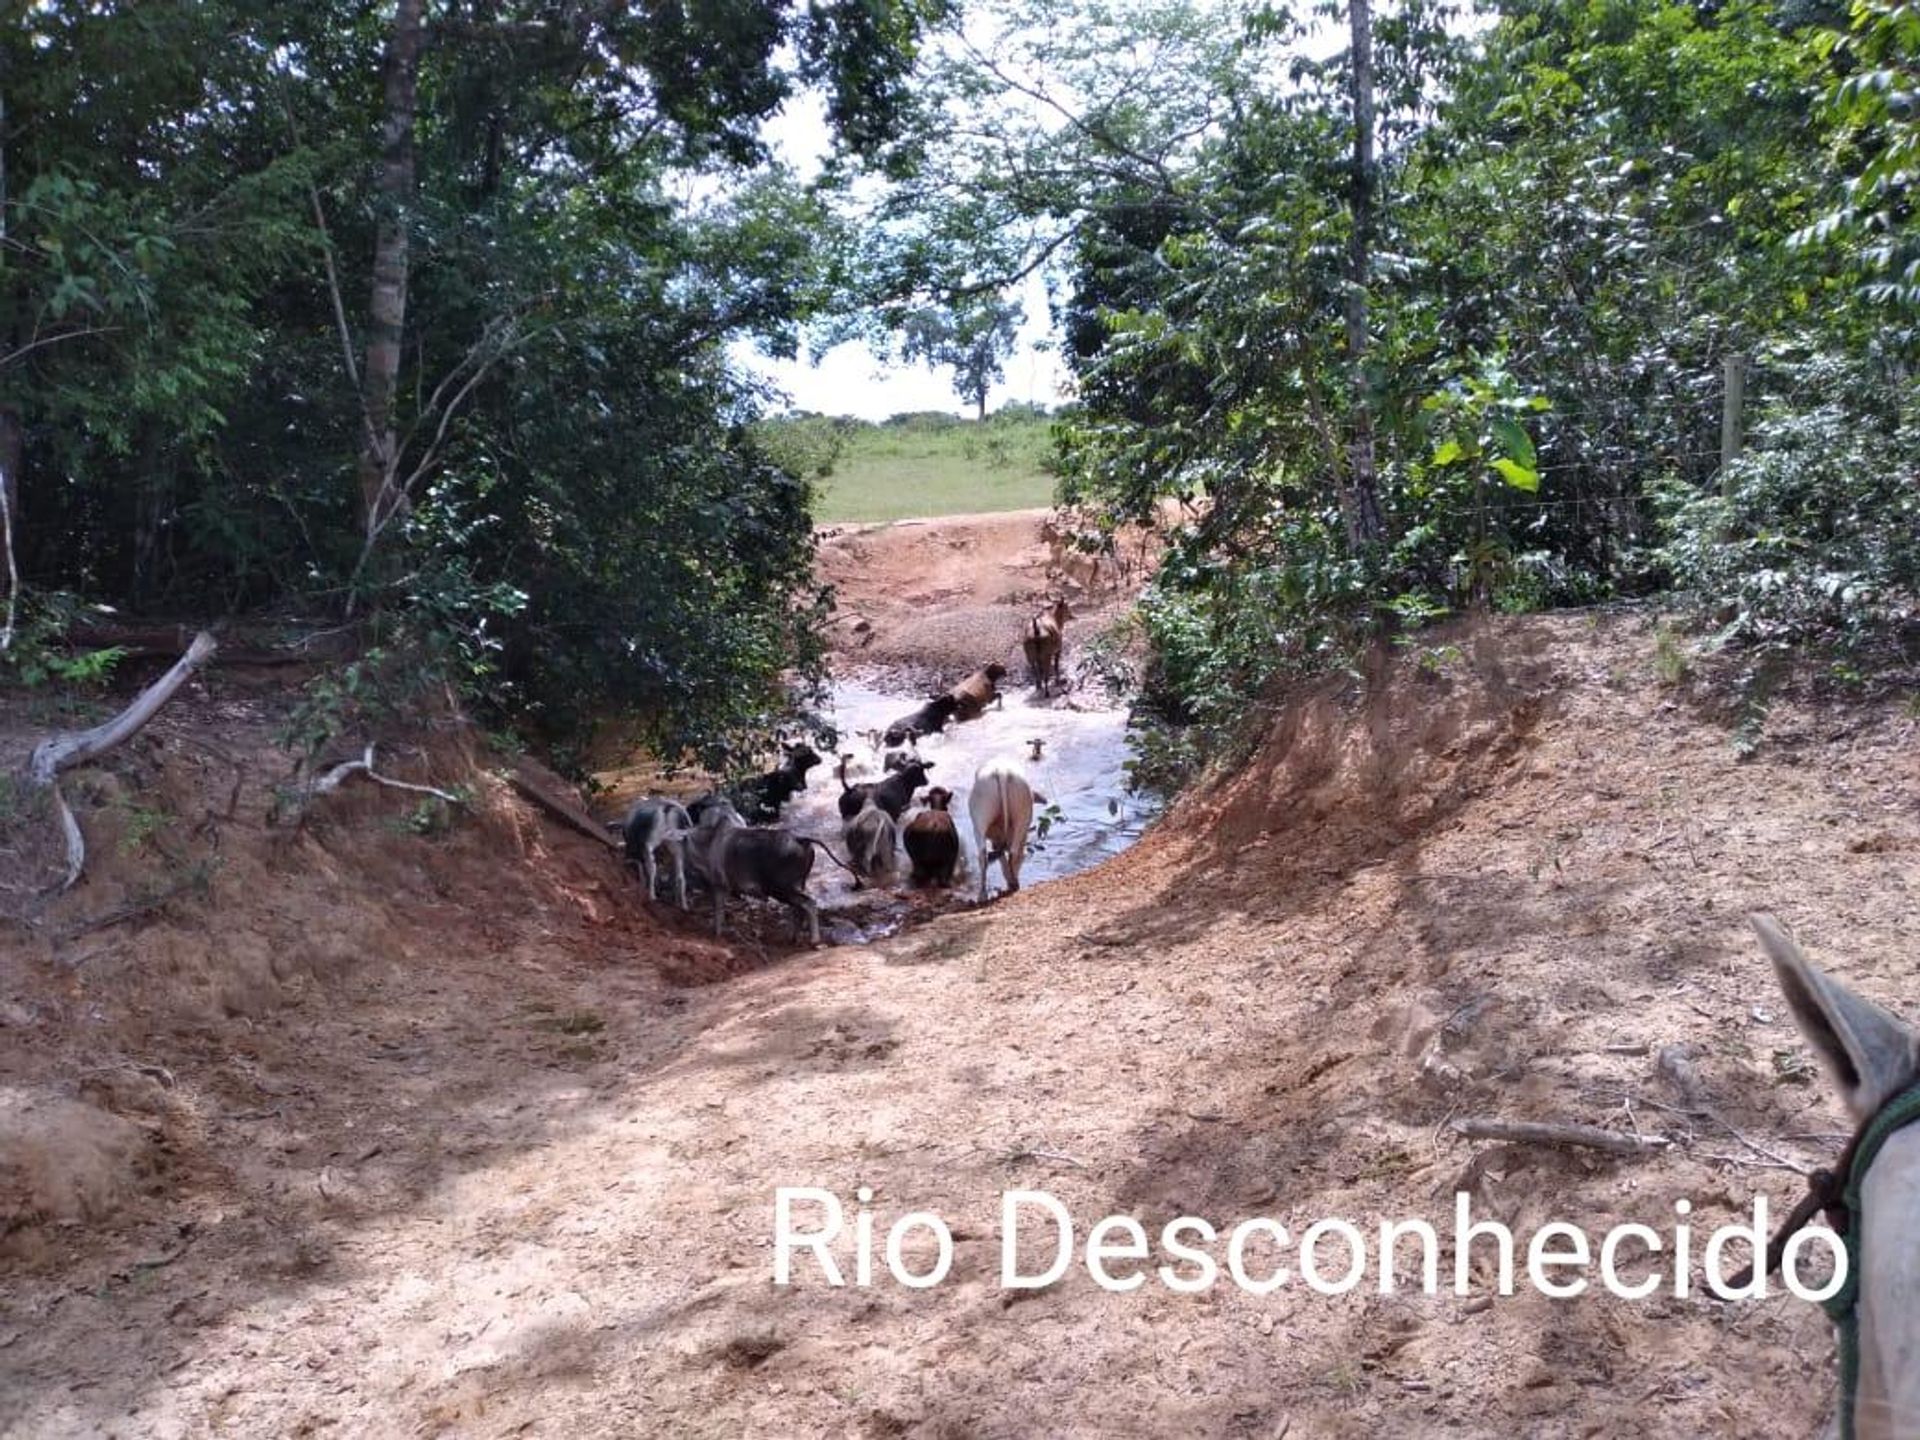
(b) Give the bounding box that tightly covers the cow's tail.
[799,837,859,876]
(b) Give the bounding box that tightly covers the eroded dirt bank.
[3,515,1917,1438]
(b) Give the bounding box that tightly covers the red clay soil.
[2,520,1917,1438]
[816,507,1153,682]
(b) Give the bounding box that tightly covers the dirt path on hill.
[815,507,1151,682]
[3,511,1916,1440]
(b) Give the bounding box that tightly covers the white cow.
[968,757,1034,903]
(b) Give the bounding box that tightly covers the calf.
[947,663,1008,721]
[831,753,869,824]
[968,757,1035,903]
[732,741,823,823]
[867,757,934,821]
[903,787,960,887]
[839,756,933,823]
[685,802,847,946]
[883,694,959,747]
[842,798,899,887]
[1021,597,1074,696]
[685,792,727,828]
[618,798,692,910]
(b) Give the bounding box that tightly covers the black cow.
[731,741,823,822]
[882,694,959,748]
[839,757,933,822]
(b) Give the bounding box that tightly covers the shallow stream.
[782,675,1158,939]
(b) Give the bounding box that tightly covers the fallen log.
[508,759,621,850]
[61,620,358,666]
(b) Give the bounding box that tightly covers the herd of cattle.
[614,599,1076,946]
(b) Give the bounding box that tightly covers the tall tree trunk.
[1,75,19,532]
[358,0,425,538]
[1343,0,1386,551]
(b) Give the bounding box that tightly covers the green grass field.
[759,411,1061,524]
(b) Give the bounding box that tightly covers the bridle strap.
[1722,1160,1853,1294]
[1725,1080,1920,1440]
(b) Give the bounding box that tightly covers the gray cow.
[618,798,692,910]
[843,797,899,887]
[686,801,849,946]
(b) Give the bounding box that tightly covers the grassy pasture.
[760,410,1060,523]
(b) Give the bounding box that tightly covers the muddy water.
[781,676,1157,939]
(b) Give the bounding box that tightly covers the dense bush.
[1653,360,1920,680]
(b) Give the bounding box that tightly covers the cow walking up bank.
[1022,598,1073,696]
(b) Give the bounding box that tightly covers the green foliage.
[1652,357,1920,675]
[1136,511,1376,743]
[1,0,942,762]
[1652,623,1692,686]
[751,413,856,480]
[898,295,1025,418]
[0,594,128,691]
[277,646,422,765]
[116,800,174,857]
[942,0,1873,778]
[388,793,465,839]
[1793,0,1920,321]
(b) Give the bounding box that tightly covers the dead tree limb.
[29,632,218,784]
[308,743,462,805]
[1450,1116,1671,1157]
[19,631,217,892]
[0,460,16,655]
[507,759,621,850]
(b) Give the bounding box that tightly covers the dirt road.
[3,513,1915,1438]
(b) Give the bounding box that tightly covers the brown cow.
[1021,598,1074,696]
[903,787,960,887]
[947,662,1007,721]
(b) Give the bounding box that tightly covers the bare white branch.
[0,462,17,656]
[29,631,218,784]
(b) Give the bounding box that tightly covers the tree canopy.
[5,0,1913,779]
[1,0,942,766]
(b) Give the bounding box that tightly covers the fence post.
[1720,354,1748,491]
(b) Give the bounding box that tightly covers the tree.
[357,0,424,543]
[900,296,1024,418]
[0,0,944,762]
[1342,0,1386,549]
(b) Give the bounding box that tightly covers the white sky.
[730,3,1365,421]
[733,269,1070,420]
[728,62,1073,421]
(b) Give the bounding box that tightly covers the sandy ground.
[2,512,1917,1439]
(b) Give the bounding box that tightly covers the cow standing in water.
[903,786,960,887]
[968,758,1035,903]
[1022,598,1073,696]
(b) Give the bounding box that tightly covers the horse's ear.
[1754,913,1920,1122]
